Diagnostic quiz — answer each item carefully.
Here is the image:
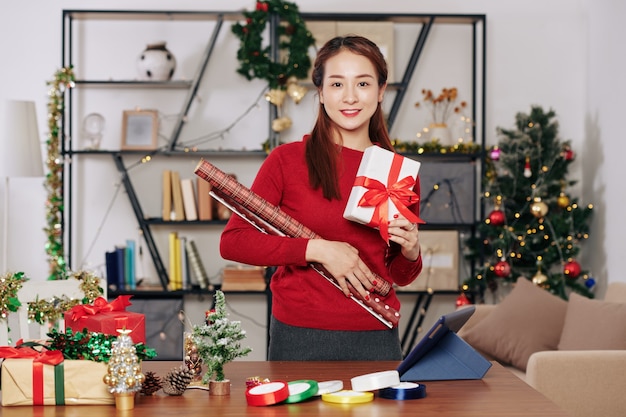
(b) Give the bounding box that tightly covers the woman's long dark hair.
[306,35,394,200]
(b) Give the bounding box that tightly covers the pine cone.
[140,371,163,396]
[162,365,195,396]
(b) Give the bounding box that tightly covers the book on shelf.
[168,231,191,291]
[180,178,198,221]
[220,264,267,292]
[105,250,120,292]
[186,238,211,290]
[178,235,190,290]
[105,245,126,291]
[168,232,178,290]
[196,177,213,221]
[170,171,185,221]
[162,170,172,221]
[124,239,136,290]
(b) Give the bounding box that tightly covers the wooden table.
[0,360,569,416]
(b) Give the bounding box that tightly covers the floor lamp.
[0,100,44,274]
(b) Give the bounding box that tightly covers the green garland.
[45,67,75,280]
[232,0,315,90]
[33,328,156,362]
[392,138,482,155]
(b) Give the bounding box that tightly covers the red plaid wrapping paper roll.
[194,159,399,328]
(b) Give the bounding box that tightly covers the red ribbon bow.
[67,295,132,321]
[355,153,425,243]
[0,343,64,365]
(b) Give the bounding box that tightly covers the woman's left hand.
[388,217,421,261]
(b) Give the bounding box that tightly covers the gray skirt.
[268,316,403,361]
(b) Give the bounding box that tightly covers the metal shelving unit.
[60,10,486,299]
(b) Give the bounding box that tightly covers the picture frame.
[395,230,460,291]
[120,109,158,150]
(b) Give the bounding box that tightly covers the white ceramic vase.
[429,123,454,146]
[137,42,176,81]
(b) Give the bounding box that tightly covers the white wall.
[1,0,624,360]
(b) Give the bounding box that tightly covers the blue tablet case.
[397,306,492,381]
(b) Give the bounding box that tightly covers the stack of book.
[105,239,137,292]
[168,233,211,291]
[220,265,267,291]
[162,170,234,221]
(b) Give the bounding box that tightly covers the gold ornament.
[184,332,203,381]
[557,192,570,208]
[265,89,287,107]
[272,116,292,132]
[530,197,549,218]
[532,271,548,287]
[286,77,308,104]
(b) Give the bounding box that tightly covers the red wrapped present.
[64,296,146,343]
[343,146,425,242]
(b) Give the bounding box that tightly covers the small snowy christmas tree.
[192,290,251,384]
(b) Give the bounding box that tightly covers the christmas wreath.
[231,0,315,90]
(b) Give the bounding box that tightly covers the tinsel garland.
[392,138,482,155]
[231,0,315,90]
[45,67,75,280]
[26,271,103,325]
[0,269,103,325]
[31,327,156,362]
[0,272,27,320]
[262,138,482,155]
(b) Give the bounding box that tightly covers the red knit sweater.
[220,139,423,330]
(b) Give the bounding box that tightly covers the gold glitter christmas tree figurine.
[103,329,146,410]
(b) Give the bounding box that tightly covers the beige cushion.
[461,278,567,371]
[558,292,626,350]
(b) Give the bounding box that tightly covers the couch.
[457,280,626,417]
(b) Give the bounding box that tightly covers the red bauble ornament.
[488,209,506,226]
[456,293,472,307]
[256,1,269,12]
[494,260,511,278]
[563,260,581,279]
[563,148,575,161]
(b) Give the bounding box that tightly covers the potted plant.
[415,87,467,146]
[192,290,252,395]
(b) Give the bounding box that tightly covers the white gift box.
[343,146,421,235]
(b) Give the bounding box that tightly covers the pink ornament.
[490,147,501,161]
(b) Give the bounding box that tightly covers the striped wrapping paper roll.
[194,158,399,328]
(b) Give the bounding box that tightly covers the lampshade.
[0,100,44,178]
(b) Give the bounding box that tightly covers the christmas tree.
[103,329,145,410]
[192,290,251,383]
[463,106,594,302]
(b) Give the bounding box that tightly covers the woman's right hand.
[305,239,376,299]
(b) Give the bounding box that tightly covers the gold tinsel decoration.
[0,272,28,320]
[27,271,104,325]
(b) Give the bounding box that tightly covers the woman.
[220,35,422,360]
